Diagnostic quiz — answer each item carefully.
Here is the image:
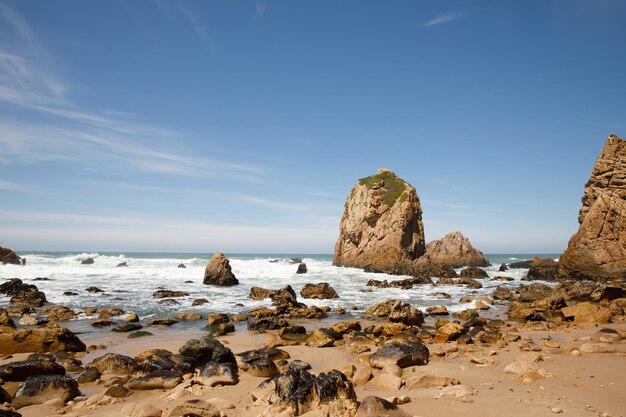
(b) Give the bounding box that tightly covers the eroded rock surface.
[417,231,489,268]
[333,168,425,274]
[204,252,239,286]
[561,134,626,280]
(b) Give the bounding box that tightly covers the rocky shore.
[0,263,625,417]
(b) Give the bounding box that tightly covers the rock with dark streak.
[12,375,79,409]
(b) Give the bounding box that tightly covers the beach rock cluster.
[0,278,46,307]
[561,134,626,280]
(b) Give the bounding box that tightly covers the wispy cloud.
[0,179,20,191]
[421,10,468,28]
[256,0,267,20]
[0,3,262,182]
[156,0,211,46]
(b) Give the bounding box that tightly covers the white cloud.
[421,11,468,28]
[0,3,264,182]
[0,179,20,190]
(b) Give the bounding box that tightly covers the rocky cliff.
[416,231,490,268]
[560,134,626,280]
[333,168,425,274]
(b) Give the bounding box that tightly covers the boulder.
[561,302,612,324]
[0,279,46,307]
[459,267,489,279]
[248,358,279,377]
[0,360,65,381]
[134,349,178,372]
[121,402,163,417]
[0,326,86,354]
[561,134,626,280]
[524,257,561,281]
[355,396,410,417]
[417,231,489,268]
[81,258,95,264]
[203,252,239,286]
[127,370,183,390]
[333,168,426,274]
[177,263,186,269]
[300,283,339,299]
[248,286,278,300]
[12,375,79,409]
[387,301,424,326]
[0,308,15,328]
[369,339,429,368]
[0,247,22,265]
[116,262,128,267]
[509,260,533,269]
[247,317,289,332]
[37,305,76,321]
[296,263,307,274]
[178,336,235,367]
[112,323,142,332]
[197,361,239,386]
[251,369,357,416]
[152,290,188,298]
[87,353,140,376]
[434,322,465,343]
[499,263,508,271]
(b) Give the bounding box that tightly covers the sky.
[0,0,625,254]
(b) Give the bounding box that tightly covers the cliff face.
[417,231,490,268]
[560,134,626,280]
[333,168,425,274]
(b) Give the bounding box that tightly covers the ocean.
[0,252,558,322]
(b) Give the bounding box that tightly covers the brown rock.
[404,374,460,389]
[561,134,626,280]
[203,252,239,286]
[248,286,277,300]
[526,257,561,281]
[333,168,425,274]
[417,231,489,267]
[355,396,410,417]
[434,322,465,343]
[561,302,612,324]
[388,300,424,326]
[0,325,86,354]
[300,282,339,299]
[0,246,22,265]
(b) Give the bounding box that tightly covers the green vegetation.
[358,171,408,206]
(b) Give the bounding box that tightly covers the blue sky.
[0,0,624,253]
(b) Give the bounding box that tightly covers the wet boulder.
[499,263,508,272]
[127,370,183,390]
[369,339,429,368]
[248,287,278,300]
[0,360,65,381]
[251,369,357,416]
[0,247,22,265]
[356,396,410,417]
[77,367,101,384]
[196,361,238,386]
[152,290,189,298]
[81,258,94,265]
[248,358,279,378]
[203,252,239,286]
[300,282,339,299]
[459,267,489,279]
[12,375,79,409]
[0,308,15,328]
[37,305,76,321]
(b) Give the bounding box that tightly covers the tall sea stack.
[560,134,626,280]
[333,168,425,274]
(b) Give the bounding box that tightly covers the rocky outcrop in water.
[0,247,22,265]
[561,134,626,280]
[417,231,489,268]
[333,168,425,274]
[203,252,239,286]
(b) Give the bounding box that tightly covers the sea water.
[0,252,558,321]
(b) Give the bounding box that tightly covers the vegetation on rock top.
[359,171,408,206]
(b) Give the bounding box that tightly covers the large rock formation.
[416,231,489,267]
[0,246,22,265]
[203,252,239,286]
[560,134,626,280]
[333,169,425,274]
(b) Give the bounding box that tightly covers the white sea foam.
[0,253,534,319]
